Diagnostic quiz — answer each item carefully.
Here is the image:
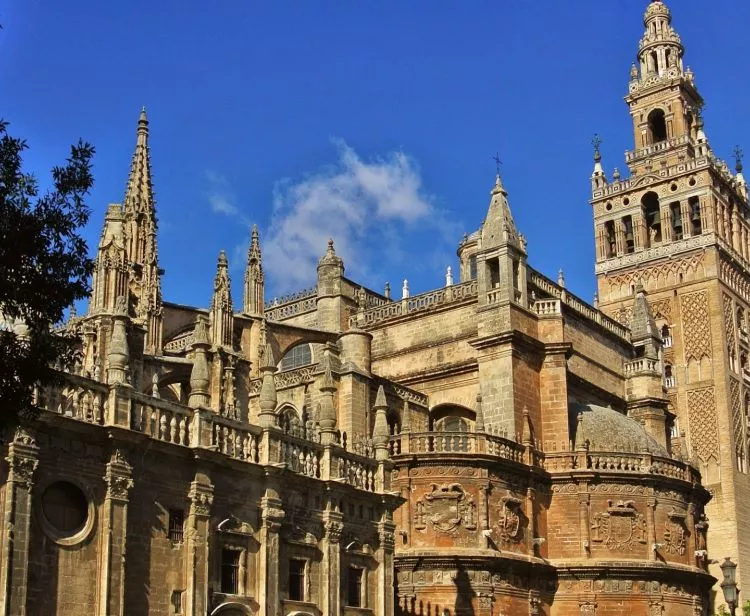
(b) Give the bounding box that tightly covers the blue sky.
[3,1,750,307]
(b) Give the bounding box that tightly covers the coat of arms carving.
[414,483,476,534]
[496,492,524,545]
[590,500,646,551]
[664,508,687,555]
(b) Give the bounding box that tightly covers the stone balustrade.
[264,287,318,321]
[532,299,561,316]
[349,280,478,328]
[529,270,630,340]
[625,134,692,163]
[131,392,193,446]
[390,431,526,465]
[37,371,389,487]
[211,415,260,462]
[624,357,661,375]
[544,450,701,483]
[33,375,107,425]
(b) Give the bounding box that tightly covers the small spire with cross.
[734,145,744,173]
[492,152,503,178]
[592,134,602,163]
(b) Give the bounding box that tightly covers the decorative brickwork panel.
[724,293,737,358]
[681,291,712,362]
[686,387,719,463]
[730,377,743,455]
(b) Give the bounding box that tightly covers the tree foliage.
[0,119,94,431]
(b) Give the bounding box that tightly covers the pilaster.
[98,450,134,616]
[0,428,39,616]
[184,474,214,616]
[258,484,284,616]
[376,518,396,616]
[321,509,343,616]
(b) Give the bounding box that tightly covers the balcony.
[625,134,693,164]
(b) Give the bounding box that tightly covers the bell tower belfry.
[591,0,750,596]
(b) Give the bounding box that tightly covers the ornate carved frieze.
[414,483,476,534]
[590,500,647,551]
[5,427,40,489]
[579,601,597,616]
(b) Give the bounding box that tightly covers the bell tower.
[591,0,750,596]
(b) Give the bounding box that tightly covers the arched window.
[436,416,470,432]
[642,192,661,245]
[430,405,476,432]
[689,197,702,235]
[279,343,313,371]
[277,405,302,434]
[648,109,668,144]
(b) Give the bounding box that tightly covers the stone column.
[98,450,134,616]
[258,484,284,616]
[376,518,396,616]
[681,201,692,238]
[660,206,672,243]
[615,219,626,255]
[321,510,344,616]
[0,428,39,616]
[184,474,214,616]
[646,497,658,561]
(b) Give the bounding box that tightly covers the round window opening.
[42,481,88,536]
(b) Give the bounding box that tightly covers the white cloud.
[205,170,246,221]
[265,140,445,292]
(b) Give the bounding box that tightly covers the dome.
[572,403,668,457]
[644,1,671,24]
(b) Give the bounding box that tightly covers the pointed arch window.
[279,343,313,371]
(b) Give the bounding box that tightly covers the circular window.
[606,202,613,211]
[623,197,630,206]
[42,481,89,536]
[689,177,697,187]
[670,183,678,192]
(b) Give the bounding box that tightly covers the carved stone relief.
[663,508,687,555]
[590,500,647,551]
[681,290,712,362]
[686,387,719,463]
[414,483,477,534]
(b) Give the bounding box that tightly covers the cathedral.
[2,1,747,615]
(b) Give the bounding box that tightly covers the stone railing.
[544,450,701,483]
[248,364,318,396]
[532,299,561,316]
[529,270,630,341]
[211,415,260,462]
[163,330,194,354]
[131,392,193,446]
[625,134,692,164]
[390,431,526,465]
[265,287,318,322]
[33,374,107,425]
[624,357,661,375]
[37,371,391,490]
[332,450,378,492]
[274,432,322,478]
[349,280,478,328]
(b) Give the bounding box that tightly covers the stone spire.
[123,108,162,353]
[258,339,278,427]
[591,134,607,191]
[243,225,265,316]
[210,250,234,348]
[735,146,748,201]
[631,283,662,359]
[372,385,389,458]
[90,204,128,315]
[480,174,523,252]
[188,316,211,408]
[318,350,338,444]
[401,399,411,433]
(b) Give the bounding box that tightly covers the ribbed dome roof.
[572,403,668,457]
